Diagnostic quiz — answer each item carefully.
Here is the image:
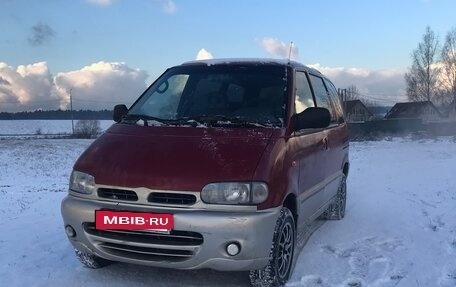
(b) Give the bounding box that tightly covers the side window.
[309,74,336,123]
[295,72,315,113]
[324,79,344,123]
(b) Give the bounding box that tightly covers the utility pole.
[69,89,74,135]
[344,89,347,115]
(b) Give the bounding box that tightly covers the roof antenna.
[288,41,294,62]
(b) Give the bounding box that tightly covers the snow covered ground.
[0,137,455,287]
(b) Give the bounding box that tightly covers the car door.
[307,74,340,206]
[323,79,349,200]
[290,71,328,227]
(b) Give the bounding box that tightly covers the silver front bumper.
[61,195,280,271]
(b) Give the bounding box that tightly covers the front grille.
[98,242,194,261]
[83,223,203,262]
[148,192,197,205]
[98,188,138,201]
[84,223,203,245]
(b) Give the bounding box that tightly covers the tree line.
[405,26,456,105]
[0,109,113,120]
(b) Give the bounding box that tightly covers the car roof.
[180,58,324,76]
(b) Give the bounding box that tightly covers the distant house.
[343,100,374,122]
[385,101,443,122]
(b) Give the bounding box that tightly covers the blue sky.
[1,0,456,111]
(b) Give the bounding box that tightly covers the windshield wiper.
[125,114,201,127]
[124,114,169,126]
[124,114,278,128]
[220,116,281,128]
[177,115,273,128]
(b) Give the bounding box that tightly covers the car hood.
[74,124,279,191]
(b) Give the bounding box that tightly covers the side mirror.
[113,104,128,122]
[293,107,330,131]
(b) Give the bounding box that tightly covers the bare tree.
[346,85,360,101]
[74,120,101,139]
[405,26,440,103]
[441,27,456,104]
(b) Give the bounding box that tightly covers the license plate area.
[95,210,174,231]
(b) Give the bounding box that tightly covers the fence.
[348,119,456,140]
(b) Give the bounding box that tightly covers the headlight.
[69,170,96,194]
[201,182,268,205]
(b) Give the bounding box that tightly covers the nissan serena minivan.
[61,58,349,287]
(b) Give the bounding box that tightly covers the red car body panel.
[74,124,279,192]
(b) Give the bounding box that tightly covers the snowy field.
[0,120,114,135]
[0,137,455,287]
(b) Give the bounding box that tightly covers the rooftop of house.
[385,101,442,119]
[343,100,373,115]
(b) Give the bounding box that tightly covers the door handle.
[322,137,328,150]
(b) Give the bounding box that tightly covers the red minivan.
[61,59,349,286]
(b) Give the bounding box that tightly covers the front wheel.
[249,207,296,287]
[321,174,347,220]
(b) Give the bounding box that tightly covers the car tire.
[249,207,296,287]
[75,249,113,269]
[321,174,347,220]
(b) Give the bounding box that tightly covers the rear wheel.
[249,207,296,287]
[75,249,113,269]
[322,174,347,220]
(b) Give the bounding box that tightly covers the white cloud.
[309,63,407,104]
[259,37,298,60]
[257,37,405,104]
[0,62,58,112]
[87,0,115,6]
[195,48,213,60]
[162,0,177,14]
[54,62,149,110]
[0,60,408,112]
[0,61,149,112]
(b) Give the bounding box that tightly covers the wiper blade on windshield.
[124,114,200,127]
[124,114,278,128]
[124,114,169,126]
[177,115,273,127]
[218,116,280,128]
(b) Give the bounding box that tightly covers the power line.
[357,95,399,104]
[348,90,404,104]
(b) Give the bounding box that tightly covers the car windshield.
[127,64,288,127]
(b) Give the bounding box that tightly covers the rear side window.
[295,72,315,113]
[309,74,337,123]
[324,79,344,123]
